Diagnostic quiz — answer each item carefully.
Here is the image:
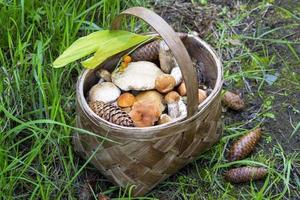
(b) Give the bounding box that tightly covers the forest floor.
[0,0,299,199]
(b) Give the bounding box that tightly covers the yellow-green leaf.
[81,32,153,69]
[52,30,152,68]
[53,30,110,68]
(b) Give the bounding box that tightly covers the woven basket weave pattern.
[73,94,222,196]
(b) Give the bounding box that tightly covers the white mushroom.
[170,66,183,86]
[112,61,163,91]
[178,98,187,118]
[88,82,121,103]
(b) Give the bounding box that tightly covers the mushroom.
[159,40,173,74]
[111,61,164,91]
[88,82,121,103]
[96,69,112,83]
[155,74,176,93]
[164,91,181,118]
[170,66,183,86]
[177,82,187,96]
[198,89,207,104]
[178,98,187,118]
[158,114,172,125]
[129,91,165,127]
[117,93,136,108]
[178,84,208,104]
[135,90,165,113]
[129,101,161,127]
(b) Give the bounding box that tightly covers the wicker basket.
[73,7,223,196]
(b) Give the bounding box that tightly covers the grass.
[0,0,299,199]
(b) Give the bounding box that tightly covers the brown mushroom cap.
[177,82,187,96]
[135,90,165,113]
[155,74,176,93]
[117,93,136,108]
[164,91,180,104]
[198,89,207,104]
[129,101,161,127]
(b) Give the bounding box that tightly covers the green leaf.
[81,31,153,69]
[53,30,152,68]
[53,30,110,68]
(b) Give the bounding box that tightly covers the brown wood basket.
[73,7,223,196]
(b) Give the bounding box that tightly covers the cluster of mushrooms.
[88,40,208,127]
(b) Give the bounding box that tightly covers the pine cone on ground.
[222,91,245,111]
[227,128,262,161]
[89,101,134,127]
[224,167,268,183]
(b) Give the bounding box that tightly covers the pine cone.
[131,40,160,61]
[130,33,188,62]
[227,128,262,161]
[89,101,134,127]
[98,193,110,200]
[224,167,268,183]
[222,91,245,111]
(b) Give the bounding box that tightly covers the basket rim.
[76,34,223,139]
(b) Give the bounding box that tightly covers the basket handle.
[111,7,198,117]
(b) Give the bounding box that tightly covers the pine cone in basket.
[130,33,188,62]
[131,40,160,61]
[89,101,134,127]
[224,167,268,183]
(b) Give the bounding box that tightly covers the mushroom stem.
[167,102,180,118]
[167,98,187,119]
[159,41,173,74]
[98,78,105,84]
[170,66,183,86]
[165,91,182,119]
[178,98,187,118]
